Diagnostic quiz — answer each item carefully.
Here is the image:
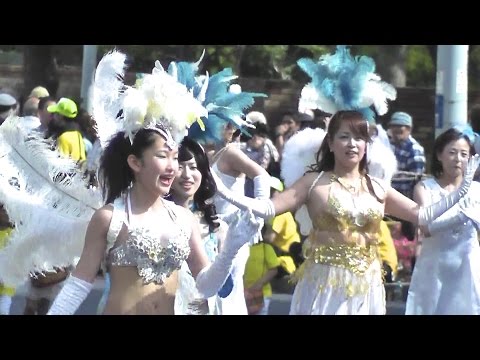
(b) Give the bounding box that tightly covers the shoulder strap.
[307,171,324,199]
[106,196,127,254]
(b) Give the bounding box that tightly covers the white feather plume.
[281,127,326,236]
[92,50,128,148]
[0,117,102,285]
[281,127,326,187]
[367,133,397,184]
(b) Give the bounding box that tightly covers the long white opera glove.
[426,207,469,236]
[418,155,480,226]
[196,209,261,298]
[253,174,271,199]
[212,170,276,220]
[47,276,93,315]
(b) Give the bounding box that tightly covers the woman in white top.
[406,127,480,315]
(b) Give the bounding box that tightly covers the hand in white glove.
[222,209,262,253]
[419,154,480,226]
[196,209,261,298]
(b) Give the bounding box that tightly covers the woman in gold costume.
[212,45,480,314]
[214,109,479,314]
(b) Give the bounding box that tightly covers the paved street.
[9,277,406,315]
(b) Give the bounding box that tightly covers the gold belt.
[303,242,379,275]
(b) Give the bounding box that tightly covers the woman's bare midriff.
[103,267,178,315]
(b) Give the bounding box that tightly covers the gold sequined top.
[303,177,384,275]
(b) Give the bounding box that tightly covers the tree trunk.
[233,45,246,75]
[22,45,59,98]
[375,45,408,87]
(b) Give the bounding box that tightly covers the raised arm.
[385,155,480,226]
[193,209,261,298]
[47,206,112,315]
[211,169,315,220]
[221,146,271,198]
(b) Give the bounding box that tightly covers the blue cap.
[389,111,412,127]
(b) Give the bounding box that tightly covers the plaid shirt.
[390,135,426,199]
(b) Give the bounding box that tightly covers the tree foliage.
[6,45,480,95]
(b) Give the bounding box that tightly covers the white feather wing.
[281,127,326,236]
[0,117,103,285]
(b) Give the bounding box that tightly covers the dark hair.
[177,136,219,232]
[431,127,475,178]
[76,108,98,143]
[250,122,269,137]
[38,96,56,111]
[45,115,81,139]
[311,110,371,174]
[99,128,162,204]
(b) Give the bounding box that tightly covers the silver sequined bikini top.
[105,191,191,285]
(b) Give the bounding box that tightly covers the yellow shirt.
[0,227,12,249]
[269,212,301,253]
[0,228,15,295]
[57,130,86,162]
[244,243,280,297]
[377,220,398,275]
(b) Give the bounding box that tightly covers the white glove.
[418,154,480,226]
[196,209,261,298]
[47,275,93,315]
[253,174,271,199]
[212,170,276,220]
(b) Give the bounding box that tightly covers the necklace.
[331,174,363,194]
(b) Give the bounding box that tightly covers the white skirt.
[290,259,385,315]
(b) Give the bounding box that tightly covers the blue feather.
[167,58,266,145]
[297,45,393,119]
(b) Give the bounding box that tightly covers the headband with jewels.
[297,45,397,123]
[92,50,208,149]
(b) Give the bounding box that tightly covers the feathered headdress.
[282,46,398,235]
[165,51,267,145]
[92,50,208,148]
[297,45,397,123]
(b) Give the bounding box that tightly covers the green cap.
[47,97,78,119]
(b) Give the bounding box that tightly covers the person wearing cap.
[36,96,56,134]
[46,97,86,163]
[246,110,280,172]
[388,111,426,200]
[0,93,18,125]
[21,96,41,133]
[29,86,50,99]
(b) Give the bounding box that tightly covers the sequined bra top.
[105,192,191,285]
[300,172,385,275]
[308,173,384,242]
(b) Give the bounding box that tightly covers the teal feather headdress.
[297,45,397,123]
[167,52,267,145]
